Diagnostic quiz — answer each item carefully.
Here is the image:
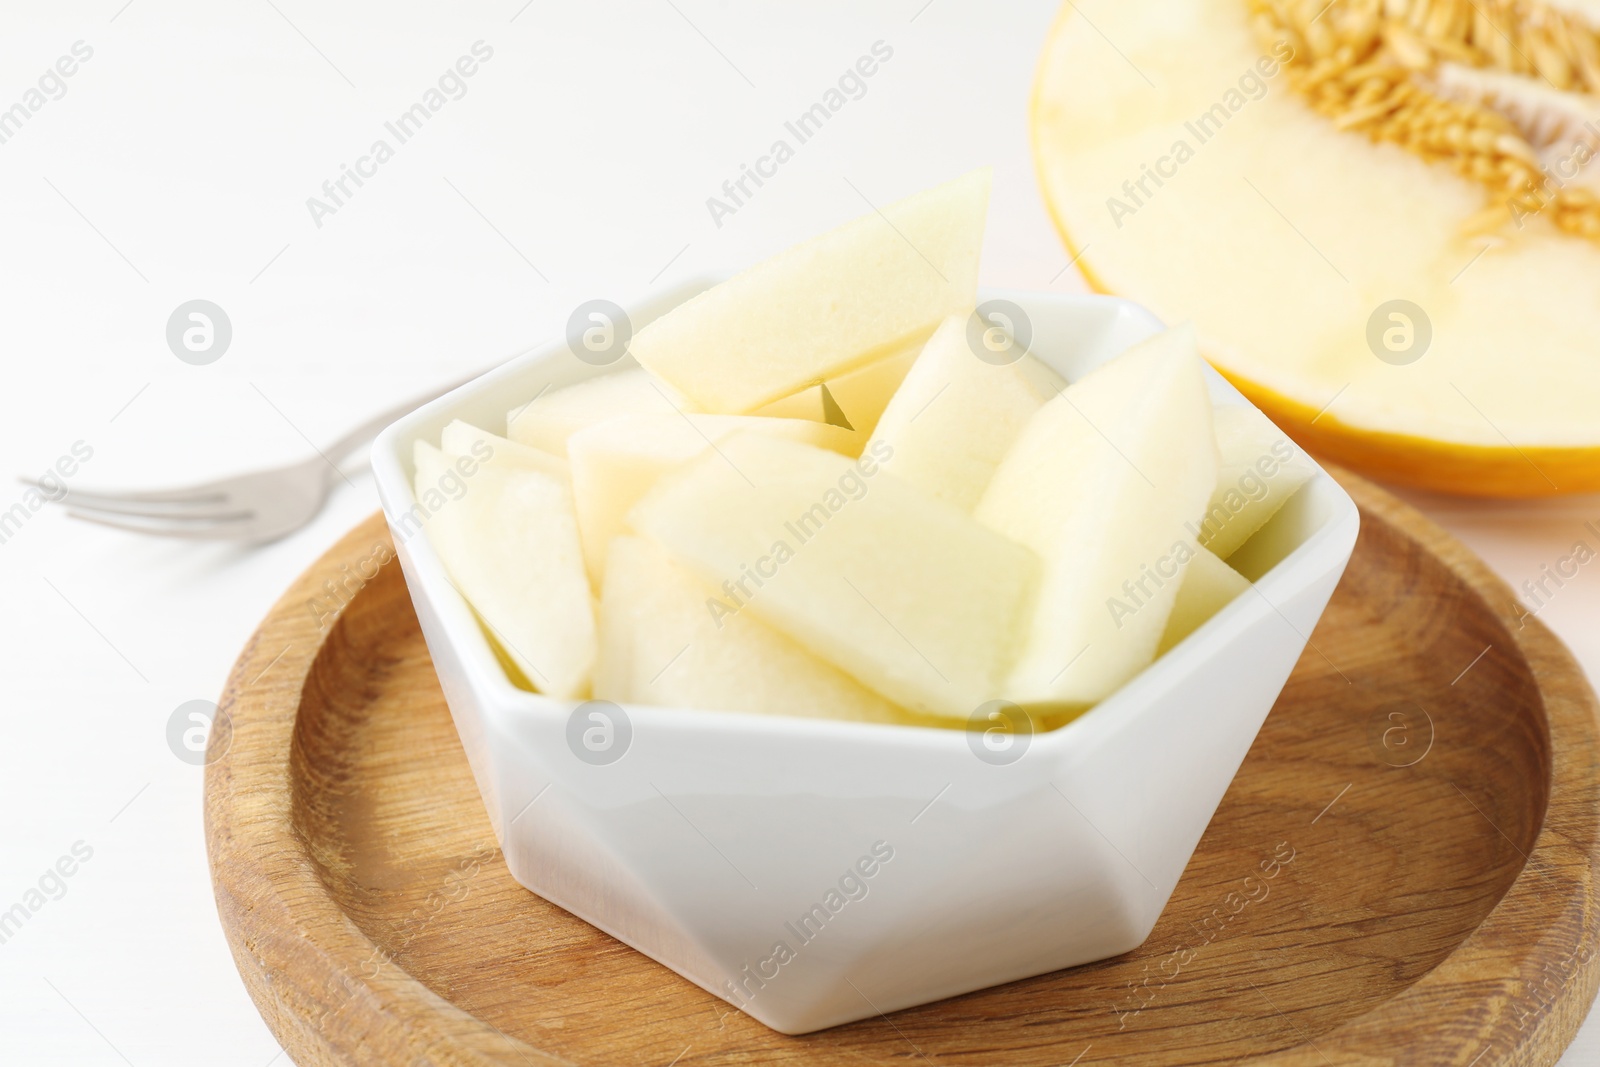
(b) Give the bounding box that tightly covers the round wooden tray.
[206,469,1600,1066]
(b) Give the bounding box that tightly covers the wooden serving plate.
[206,470,1600,1066]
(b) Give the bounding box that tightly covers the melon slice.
[1199,404,1317,559]
[412,441,595,697]
[440,420,569,480]
[752,335,926,445]
[595,536,914,724]
[866,313,1058,512]
[566,413,856,584]
[629,432,1040,720]
[506,368,691,456]
[1031,0,1600,496]
[1156,546,1250,656]
[630,170,991,413]
[975,326,1217,708]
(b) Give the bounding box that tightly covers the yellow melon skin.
[1213,370,1600,498]
[1028,0,1600,499]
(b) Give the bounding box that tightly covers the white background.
[0,2,1596,1064]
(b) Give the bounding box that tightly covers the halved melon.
[1031,0,1600,496]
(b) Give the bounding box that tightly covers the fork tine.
[57,495,255,523]
[65,509,258,541]
[19,476,229,506]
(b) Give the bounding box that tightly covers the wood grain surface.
[205,469,1600,1066]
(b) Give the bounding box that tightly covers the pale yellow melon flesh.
[595,536,915,724]
[630,170,991,413]
[1199,404,1317,559]
[629,432,1040,720]
[866,314,1058,512]
[752,336,927,446]
[1156,546,1250,656]
[506,368,691,456]
[566,413,856,584]
[1031,0,1600,495]
[440,420,569,480]
[413,441,596,697]
[976,326,1217,708]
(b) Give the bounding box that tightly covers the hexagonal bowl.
[368,280,1360,1034]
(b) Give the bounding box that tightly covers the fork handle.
[321,371,488,466]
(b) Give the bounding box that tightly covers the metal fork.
[25,374,481,543]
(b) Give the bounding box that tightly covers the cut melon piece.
[976,326,1217,708]
[866,314,1057,511]
[506,368,691,456]
[753,335,926,445]
[595,536,914,724]
[1199,405,1317,559]
[440,420,569,480]
[413,440,595,697]
[1031,0,1600,496]
[1156,547,1250,656]
[566,413,856,584]
[630,170,990,413]
[630,432,1039,720]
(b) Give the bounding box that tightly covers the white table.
[1,2,1595,1063]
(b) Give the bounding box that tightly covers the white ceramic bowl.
[370,282,1360,1035]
